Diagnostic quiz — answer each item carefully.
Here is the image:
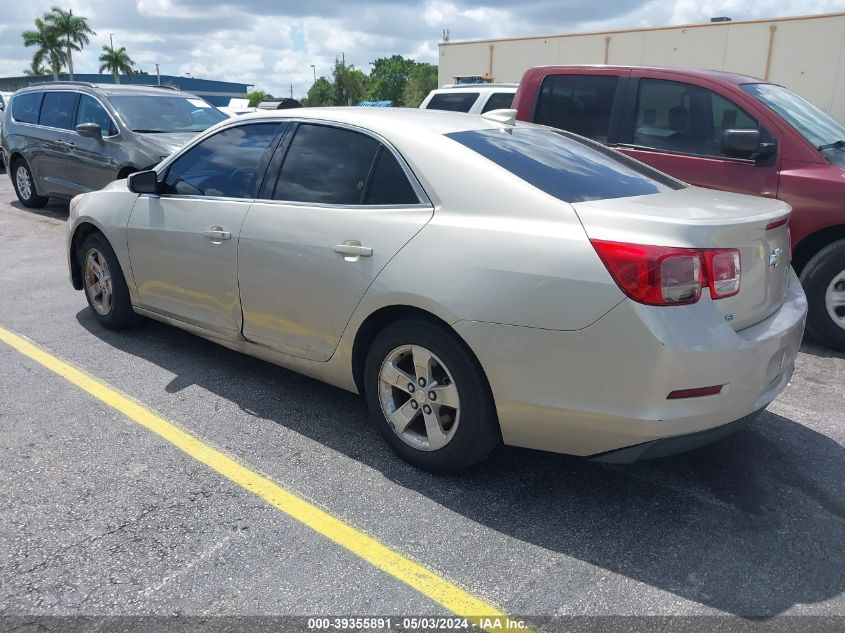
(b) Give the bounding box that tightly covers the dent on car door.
[617,77,780,197]
[126,122,283,336]
[239,122,433,362]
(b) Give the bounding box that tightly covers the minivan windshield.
[108,95,227,133]
[446,127,684,203]
[742,83,845,167]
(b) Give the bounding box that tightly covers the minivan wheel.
[800,239,845,352]
[80,233,142,330]
[364,319,500,473]
[12,159,49,208]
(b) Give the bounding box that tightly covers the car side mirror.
[75,122,102,139]
[127,170,160,194]
[721,129,770,159]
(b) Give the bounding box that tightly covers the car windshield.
[108,95,227,133]
[742,83,845,166]
[445,127,684,203]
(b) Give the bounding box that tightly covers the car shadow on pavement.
[800,333,845,360]
[9,199,69,222]
[76,311,845,618]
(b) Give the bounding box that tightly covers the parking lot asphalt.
[0,175,843,624]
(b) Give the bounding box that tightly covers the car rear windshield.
[445,127,683,203]
[108,95,227,133]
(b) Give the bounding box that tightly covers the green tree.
[23,59,49,76]
[98,45,134,84]
[22,18,67,81]
[403,62,438,107]
[332,59,369,106]
[43,7,95,81]
[366,55,416,105]
[305,77,334,107]
[247,89,272,107]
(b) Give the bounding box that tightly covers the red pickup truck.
[513,65,845,351]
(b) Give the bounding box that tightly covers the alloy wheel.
[825,269,845,331]
[378,344,461,451]
[84,248,113,316]
[15,165,32,201]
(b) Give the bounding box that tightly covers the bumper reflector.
[667,385,725,399]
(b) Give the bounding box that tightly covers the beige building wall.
[438,12,845,123]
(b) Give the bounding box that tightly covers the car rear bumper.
[453,268,807,458]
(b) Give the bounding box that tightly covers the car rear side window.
[76,95,116,136]
[426,92,479,113]
[11,92,43,124]
[364,148,419,205]
[481,92,515,113]
[534,75,619,142]
[163,123,281,198]
[39,92,78,130]
[446,127,682,203]
[274,124,381,205]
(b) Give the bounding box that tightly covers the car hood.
[135,132,198,156]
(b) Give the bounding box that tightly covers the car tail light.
[590,240,741,306]
[704,250,741,298]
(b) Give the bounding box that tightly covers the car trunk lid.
[571,186,792,330]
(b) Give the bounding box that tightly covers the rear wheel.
[80,233,142,330]
[364,319,500,473]
[800,239,845,352]
[12,159,48,208]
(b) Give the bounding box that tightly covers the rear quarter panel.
[352,130,625,332]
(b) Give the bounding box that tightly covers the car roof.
[433,84,518,92]
[233,106,511,137]
[530,64,766,85]
[14,82,203,99]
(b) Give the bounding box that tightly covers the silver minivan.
[1,81,227,208]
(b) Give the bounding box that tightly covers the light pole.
[109,34,114,50]
[310,64,316,83]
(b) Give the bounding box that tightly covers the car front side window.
[633,78,770,158]
[76,95,116,136]
[163,123,282,198]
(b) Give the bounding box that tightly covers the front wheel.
[80,233,142,330]
[800,238,845,352]
[364,319,500,473]
[12,159,48,208]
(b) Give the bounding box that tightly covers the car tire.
[364,319,500,473]
[12,158,48,208]
[79,232,142,330]
[800,238,845,352]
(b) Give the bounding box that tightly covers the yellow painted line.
[0,325,515,629]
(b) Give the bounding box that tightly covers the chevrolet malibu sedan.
[66,108,807,473]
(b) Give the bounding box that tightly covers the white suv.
[419,84,516,114]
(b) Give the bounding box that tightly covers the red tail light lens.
[591,240,741,306]
[705,250,741,298]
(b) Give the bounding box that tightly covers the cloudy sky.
[1,0,843,98]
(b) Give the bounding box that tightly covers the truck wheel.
[800,238,845,352]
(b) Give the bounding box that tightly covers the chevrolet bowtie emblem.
[769,248,785,267]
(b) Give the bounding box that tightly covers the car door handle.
[333,244,373,257]
[204,228,231,241]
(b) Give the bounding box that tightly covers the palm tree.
[98,45,134,84]
[22,18,67,81]
[44,7,95,81]
[23,60,49,77]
